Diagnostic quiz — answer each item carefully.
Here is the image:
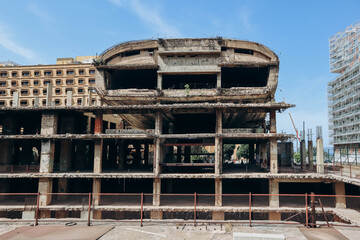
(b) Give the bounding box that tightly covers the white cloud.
[109,0,180,37]
[0,24,37,61]
[27,2,54,22]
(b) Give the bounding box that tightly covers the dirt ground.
[0,222,359,240]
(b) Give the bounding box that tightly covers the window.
[44,80,51,85]
[89,70,95,74]
[78,88,84,94]
[33,89,39,95]
[0,72,7,77]
[12,72,18,77]
[43,89,47,95]
[54,99,61,105]
[56,70,62,75]
[44,71,52,76]
[66,88,73,93]
[0,90,6,95]
[77,98,82,105]
[22,71,30,76]
[66,79,74,84]
[56,79,62,85]
[10,90,15,96]
[0,81,6,86]
[79,70,85,75]
[21,90,29,95]
[34,80,39,85]
[55,88,61,94]
[89,78,95,84]
[21,81,29,86]
[67,70,74,75]
[20,100,28,106]
[42,100,46,105]
[34,71,40,76]
[78,79,84,84]
[0,101,5,106]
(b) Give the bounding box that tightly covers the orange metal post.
[35,192,40,226]
[87,193,92,226]
[194,192,197,226]
[249,192,252,227]
[140,193,144,227]
[305,193,308,228]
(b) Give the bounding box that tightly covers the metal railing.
[0,192,359,228]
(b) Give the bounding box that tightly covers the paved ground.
[0,222,359,240]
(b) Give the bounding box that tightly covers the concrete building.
[0,38,358,224]
[328,22,360,164]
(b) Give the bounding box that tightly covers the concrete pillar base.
[22,211,35,220]
[150,211,163,219]
[55,210,68,219]
[268,212,281,221]
[80,211,93,220]
[39,210,51,219]
[93,210,102,219]
[212,211,224,220]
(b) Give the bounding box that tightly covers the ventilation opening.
[121,50,140,57]
[162,74,216,89]
[234,48,254,55]
[172,113,215,133]
[108,69,157,89]
[221,67,269,88]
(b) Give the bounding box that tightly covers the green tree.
[236,144,249,159]
[223,144,235,161]
[293,152,300,164]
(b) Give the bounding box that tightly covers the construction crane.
[289,112,301,143]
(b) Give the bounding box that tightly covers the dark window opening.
[35,71,40,76]
[234,48,254,55]
[162,74,216,89]
[121,50,140,57]
[171,113,215,134]
[34,80,39,85]
[221,67,269,88]
[108,69,157,90]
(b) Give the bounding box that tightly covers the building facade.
[0,38,356,224]
[328,22,360,163]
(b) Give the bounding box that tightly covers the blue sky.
[0,0,359,147]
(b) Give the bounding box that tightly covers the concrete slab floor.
[0,223,359,240]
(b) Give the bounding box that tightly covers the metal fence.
[0,192,359,228]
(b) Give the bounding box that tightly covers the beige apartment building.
[0,57,98,107]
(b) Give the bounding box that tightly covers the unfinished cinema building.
[0,38,359,225]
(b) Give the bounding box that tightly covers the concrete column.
[215,178,222,207]
[12,91,19,107]
[300,140,306,171]
[46,83,52,106]
[260,142,267,169]
[154,112,162,176]
[39,178,53,206]
[157,74,162,90]
[39,113,57,173]
[270,110,276,133]
[94,113,103,174]
[215,109,223,176]
[151,178,162,219]
[270,139,278,173]
[66,90,73,106]
[153,178,161,206]
[269,179,281,220]
[216,72,221,88]
[334,182,346,209]
[316,138,324,174]
[92,178,101,219]
[308,140,314,171]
